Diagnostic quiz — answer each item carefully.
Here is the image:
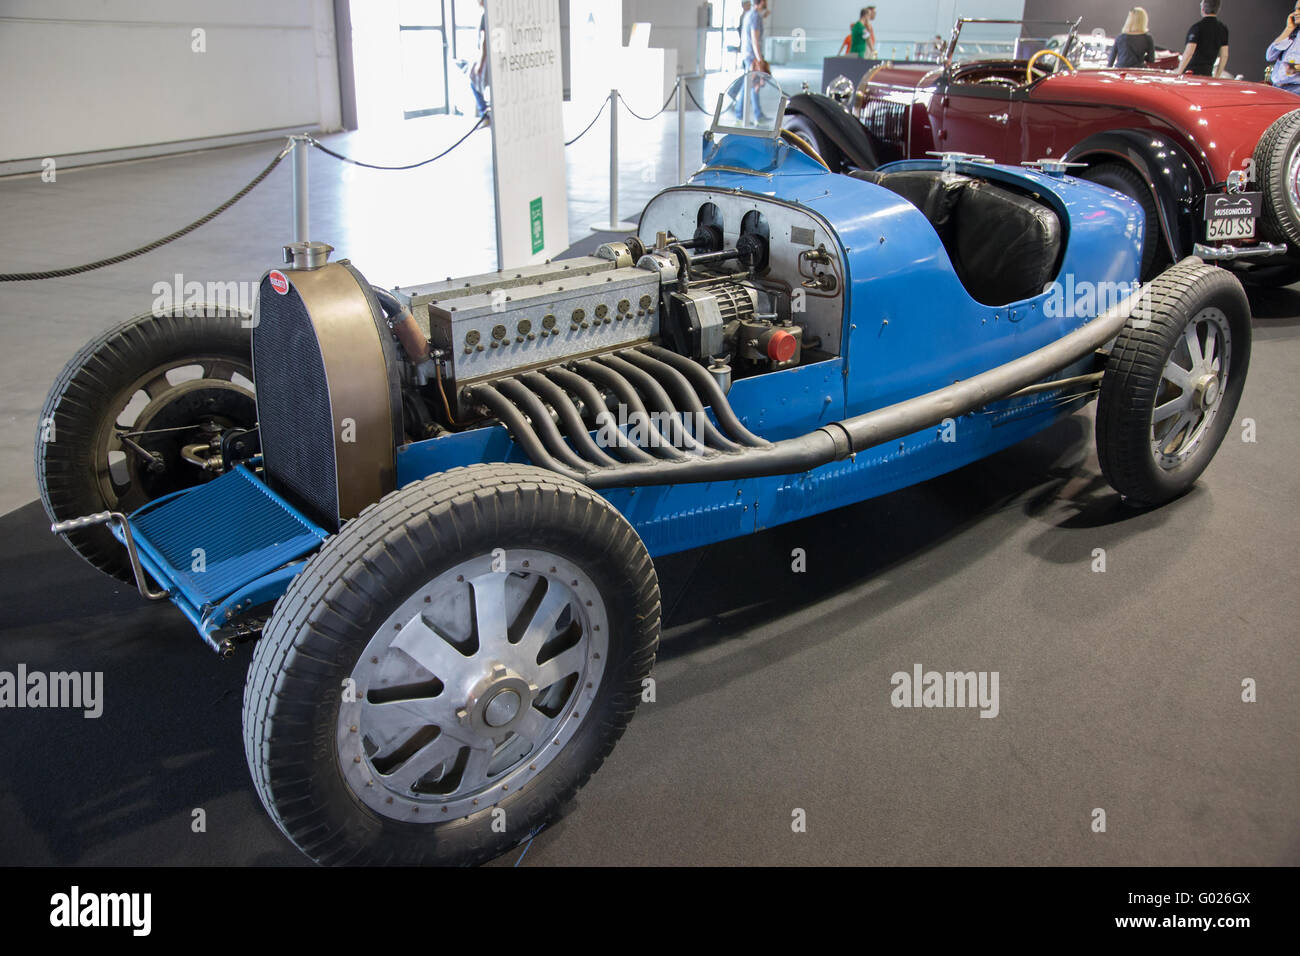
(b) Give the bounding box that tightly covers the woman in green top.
[850,7,876,58]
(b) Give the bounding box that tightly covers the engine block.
[395,255,663,390]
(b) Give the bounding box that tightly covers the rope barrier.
[308,116,487,169]
[685,86,713,115]
[616,89,677,121]
[1,117,498,281]
[2,86,701,281]
[0,144,292,282]
[564,96,610,146]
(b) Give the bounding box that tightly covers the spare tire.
[784,112,843,172]
[783,92,880,173]
[1254,108,1300,250]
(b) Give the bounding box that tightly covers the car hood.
[1037,71,1300,177]
[1037,70,1300,111]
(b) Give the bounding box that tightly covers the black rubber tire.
[784,93,881,173]
[243,463,661,866]
[36,306,253,582]
[1080,162,1167,280]
[1253,108,1300,249]
[784,112,844,173]
[1096,262,1251,506]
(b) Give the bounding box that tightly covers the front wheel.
[36,306,255,582]
[243,464,660,866]
[1095,261,1251,507]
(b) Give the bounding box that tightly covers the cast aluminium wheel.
[1255,109,1300,250]
[338,549,608,820]
[36,306,255,582]
[1096,262,1251,506]
[243,464,660,866]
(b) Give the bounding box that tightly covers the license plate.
[1206,216,1255,241]
[1203,191,1261,242]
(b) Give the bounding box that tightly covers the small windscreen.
[949,19,1081,66]
[709,72,790,138]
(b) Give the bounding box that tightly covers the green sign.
[529,197,544,254]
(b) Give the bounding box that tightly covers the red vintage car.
[787,18,1300,283]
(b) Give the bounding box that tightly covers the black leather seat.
[950,181,1062,305]
[850,169,1062,305]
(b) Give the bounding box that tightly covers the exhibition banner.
[485,0,569,268]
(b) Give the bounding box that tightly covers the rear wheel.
[1096,262,1251,506]
[36,306,255,582]
[243,464,660,866]
[1254,109,1300,250]
[1080,162,1167,280]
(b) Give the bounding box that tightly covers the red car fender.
[1065,130,1204,260]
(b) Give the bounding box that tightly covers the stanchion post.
[608,88,619,228]
[676,74,686,183]
[591,89,638,234]
[291,134,309,243]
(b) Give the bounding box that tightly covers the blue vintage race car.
[37,101,1251,866]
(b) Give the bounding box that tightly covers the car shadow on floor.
[0,406,1153,866]
[653,410,1134,654]
[1245,281,1300,327]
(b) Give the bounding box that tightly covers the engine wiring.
[433,355,459,426]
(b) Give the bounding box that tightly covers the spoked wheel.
[1096,261,1251,506]
[1148,308,1232,469]
[37,306,255,581]
[244,464,660,866]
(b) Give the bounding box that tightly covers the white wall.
[0,0,341,163]
[622,0,702,75]
[768,0,1026,47]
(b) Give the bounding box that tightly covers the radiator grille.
[863,99,908,146]
[252,278,339,529]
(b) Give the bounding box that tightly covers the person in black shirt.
[1176,0,1229,77]
[1107,6,1156,69]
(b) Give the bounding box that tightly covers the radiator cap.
[282,240,334,271]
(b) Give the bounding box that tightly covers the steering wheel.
[1026,49,1075,83]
